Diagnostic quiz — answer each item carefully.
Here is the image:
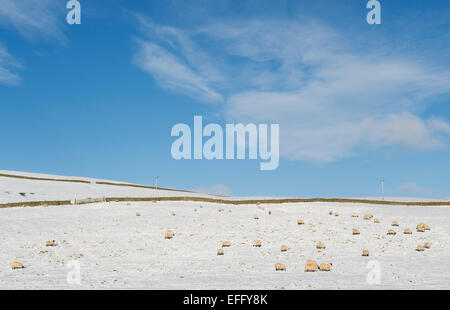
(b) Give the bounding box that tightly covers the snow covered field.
[0,171,449,289]
[0,170,214,204]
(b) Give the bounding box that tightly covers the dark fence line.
[0,173,192,193]
[95,182,193,193]
[107,196,450,206]
[0,200,71,209]
[1,197,449,209]
[0,173,90,184]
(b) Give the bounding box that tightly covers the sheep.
[319,263,332,271]
[217,249,224,256]
[334,212,340,217]
[45,240,56,247]
[297,219,305,225]
[352,213,359,218]
[11,262,24,270]
[164,230,175,239]
[280,245,288,252]
[363,214,373,220]
[253,241,262,247]
[222,241,231,247]
[387,229,396,235]
[275,263,286,271]
[416,245,425,252]
[329,210,333,215]
[373,218,381,223]
[136,212,141,217]
[352,229,360,235]
[362,250,370,257]
[424,242,431,249]
[403,228,412,234]
[392,221,399,227]
[424,225,431,231]
[316,242,326,249]
[417,225,426,232]
[304,260,319,272]
[253,215,259,220]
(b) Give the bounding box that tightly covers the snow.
[0,171,449,289]
[0,170,215,204]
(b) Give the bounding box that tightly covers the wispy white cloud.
[133,39,223,103]
[134,17,450,162]
[133,17,224,103]
[400,182,425,195]
[0,0,66,41]
[0,43,21,85]
[0,0,66,85]
[428,118,450,134]
[280,113,447,162]
[195,184,232,196]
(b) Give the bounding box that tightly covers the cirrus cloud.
[133,17,450,162]
[0,0,67,85]
[0,0,66,41]
[0,43,22,85]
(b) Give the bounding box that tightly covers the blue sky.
[1,0,450,198]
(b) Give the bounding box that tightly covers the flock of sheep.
[9,202,433,275]
[162,202,432,273]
